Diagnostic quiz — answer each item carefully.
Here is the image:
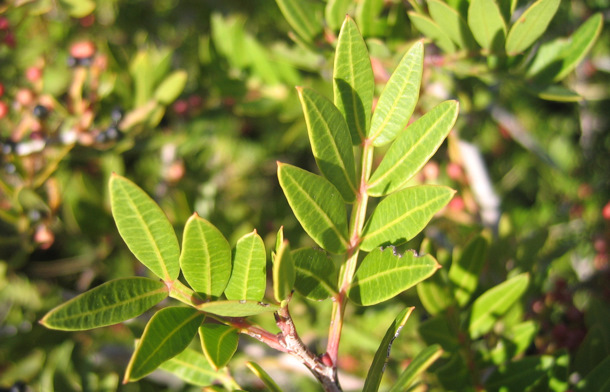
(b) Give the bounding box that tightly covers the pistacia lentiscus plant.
[41,17,458,391]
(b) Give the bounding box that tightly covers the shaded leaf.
[418,315,460,351]
[408,12,457,54]
[297,87,357,202]
[348,248,440,306]
[196,300,279,317]
[486,356,554,391]
[468,0,506,52]
[40,278,167,331]
[356,0,386,37]
[417,269,454,315]
[526,83,582,102]
[246,362,283,392]
[367,100,459,196]
[292,248,337,300]
[576,355,610,392]
[333,15,375,144]
[428,0,477,50]
[505,0,560,55]
[110,174,180,281]
[273,240,296,303]
[199,324,239,370]
[278,163,349,254]
[360,185,455,251]
[124,307,204,382]
[448,235,488,306]
[389,344,443,392]
[363,307,414,392]
[180,214,232,298]
[154,70,188,105]
[159,348,222,387]
[490,321,538,365]
[368,41,423,147]
[275,0,323,43]
[225,230,267,302]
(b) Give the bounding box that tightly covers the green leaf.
[153,70,188,105]
[180,213,232,298]
[40,278,167,331]
[333,16,375,145]
[297,87,358,202]
[58,0,95,18]
[199,324,239,370]
[275,0,323,43]
[485,356,554,391]
[389,344,443,392]
[505,0,560,55]
[418,315,460,351]
[356,0,386,37]
[159,348,222,387]
[468,273,529,339]
[277,163,349,254]
[368,41,423,147]
[363,307,414,392]
[526,83,582,102]
[196,300,279,317]
[124,307,204,382]
[574,324,610,378]
[246,362,283,392]
[408,12,457,54]
[360,185,455,251]
[292,248,337,300]
[367,100,459,196]
[110,174,180,281]
[490,321,538,364]
[348,248,440,306]
[225,230,267,302]
[325,0,353,31]
[417,271,454,315]
[273,240,296,303]
[428,0,477,50]
[448,235,488,306]
[576,355,610,392]
[468,0,506,53]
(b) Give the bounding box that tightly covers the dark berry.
[78,56,94,67]
[95,130,108,144]
[110,106,124,124]
[105,125,120,140]
[28,209,42,222]
[67,56,78,68]
[33,104,49,118]
[1,140,16,155]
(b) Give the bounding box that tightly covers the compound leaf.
[225,230,267,302]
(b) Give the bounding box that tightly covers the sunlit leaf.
[448,235,488,306]
[408,12,457,54]
[490,321,538,364]
[292,247,337,300]
[199,323,239,370]
[159,348,222,387]
[275,0,323,43]
[427,0,477,50]
[154,70,188,105]
[389,344,443,392]
[225,230,267,302]
[196,300,279,317]
[356,0,386,37]
[486,356,554,391]
[110,174,180,281]
[417,269,454,315]
[246,362,283,392]
[40,278,167,331]
[468,0,506,52]
[273,240,296,303]
[325,0,353,31]
[505,0,560,55]
[527,83,582,102]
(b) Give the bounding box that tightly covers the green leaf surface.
[356,0,386,37]
[292,247,337,300]
[368,41,423,147]
[408,12,457,54]
[490,321,538,364]
[59,0,95,18]
[469,273,529,339]
[360,185,455,251]
[468,0,506,52]
[348,248,440,306]
[485,355,554,391]
[199,324,239,370]
[246,362,283,392]
[325,0,353,31]
[225,231,267,302]
[417,270,454,315]
[428,0,477,50]
[527,83,582,102]
[448,235,488,306]
[125,307,204,382]
[110,174,180,281]
[273,240,296,303]
[389,344,443,392]
[159,348,222,387]
[153,70,188,105]
[333,16,375,144]
[275,0,323,43]
[180,213,232,298]
[505,0,560,55]
[418,315,460,351]
[297,87,358,202]
[363,307,414,392]
[196,300,279,317]
[367,100,459,196]
[277,163,349,254]
[40,278,167,331]
[576,355,610,392]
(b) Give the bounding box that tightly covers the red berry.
[603,201,610,221]
[3,31,16,48]
[26,67,43,82]
[16,89,35,106]
[447,162,463,181]
[0,17,9,31]
[70,41,96,59]
[0,101,8,119]
[172,99,189,115]
[448,195,465,211]
[423,161,440,181]
[0,83,4,97]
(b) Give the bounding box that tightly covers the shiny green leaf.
[275,0,323,43]
[110,174,180,281]
[124,307,204,382]
[448,235,488,306]
[278,163,349,254]
[408,12,457,54]
[360,185,455,251]
[428,0,477,50]
[389,344,443,392]
[367,100,459,196]
[369,41,423,147]
[199,324,239,370]
[159,348,222,387]
[348,248,440,306]
[196,300,279,317]
[273,240,296,303]
[505,0,560,55]
[292,248,337,300]
[246,362,283,392]
[333,16,375,145]
[225,230,267,302]
[153,70,188,105]
[363,307,414,392]
[297,87,357,202]
[180,214,232,298]
[41,278,167,331]
[468,0,506,52]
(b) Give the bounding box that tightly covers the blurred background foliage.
[0,0,609,391]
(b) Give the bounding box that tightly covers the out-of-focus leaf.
[576,355,610,392]
[356,0,386,37]
[417,270,454,315]
[408,12,457,55]
[527,84,582,102]
[180,214,232,298]
[448,235,488,306]
[110,174,180,281]
[574,324,610,378]
[428,0,477,50]
[360,185,455,251]
[348,248,440,306]
[389,344,443,392]
[41,278,167,331]
[124,307,204,382]
[368,41,423,147]
[196,301,279,317]
[490,321,538,364]
[154,70,188,105]
[273,240,296,303]
[485,356,554,391]
[199,324,239,370]
[159,348,222,387]
[277,163,349,254]
[292,247,337,300]
[275,0,323,43]
[225,231,267,302]
[246,362,283,392]
[418,315,460,351]
[505,0,560,55]
[468,0,506,52]
[367,100,459,196]
[325,0,353,31]
[59,0,95,18]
